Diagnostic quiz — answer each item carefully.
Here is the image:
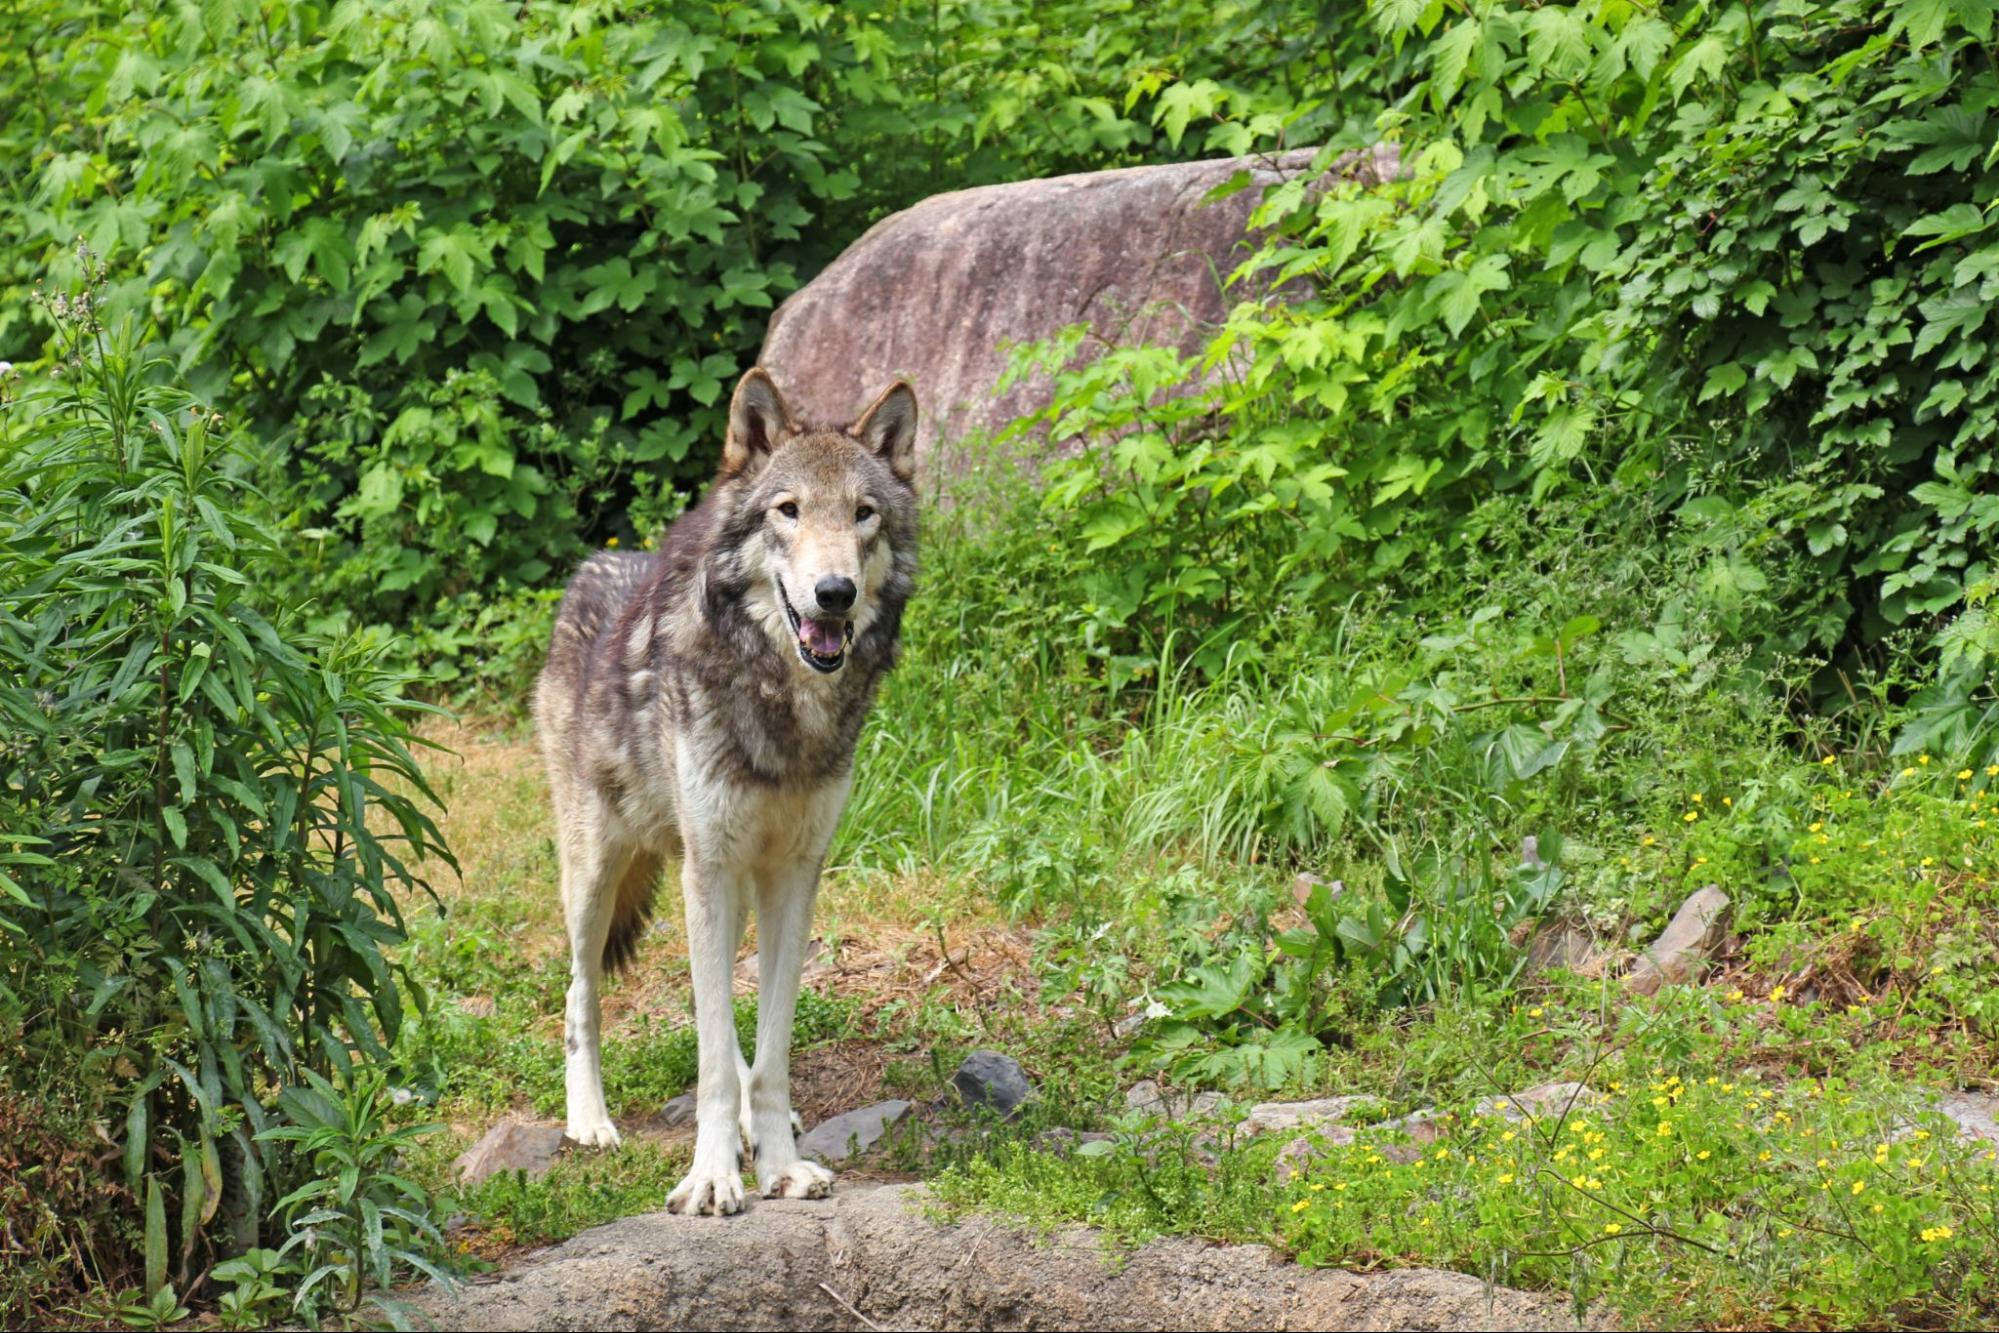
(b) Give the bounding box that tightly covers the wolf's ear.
[849,381,918,484]
[722,369,795,478]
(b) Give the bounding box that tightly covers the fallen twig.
[818,1281,885,1332]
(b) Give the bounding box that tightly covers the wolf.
[533,368,918,1215]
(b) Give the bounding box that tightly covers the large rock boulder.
[759,147,1398,474]
[414,1182,1589,1331]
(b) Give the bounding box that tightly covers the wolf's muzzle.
[778,580,852,673]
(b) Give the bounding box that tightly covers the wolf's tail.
[603,853,661,974]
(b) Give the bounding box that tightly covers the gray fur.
[534,369,918,1212]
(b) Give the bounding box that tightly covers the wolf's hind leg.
[559,805,628,1149]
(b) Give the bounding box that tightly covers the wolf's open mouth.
[777,582,851,674]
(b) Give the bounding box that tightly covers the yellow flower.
[1987,764,1999,777]
[1501,1130,1516,1142]
[1692,793,1704,803]
[1527,1007,1543,1018]
[1816,1158,1830,1169]
[1656,1122,1672,1137]
[1852,1180,1866,1195]
[1722,796,1733,806]
[1820,754,1836,765]
[1683,810,1699,822]
[1919,754,1931,765]
[1589,1147,1606,1161]
[1291,1199,1311,1213]
[1921,1225,1955,1243]
[1603,1222,1623,1235]
[1871,1203,1884,1214]
[1334,1181,1348,1191]
[1779,1227,1794,1237]
[1640,836,1656,847]
[606,536,620,547]
[1767,985,1787,1003]
[1902,767,1918,777]
[1959,769,1974,781]
[1498,1172,1515,1184]
[1759,1150,1773,1162]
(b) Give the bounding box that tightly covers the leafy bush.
[0,276,451,1311]
[1020,0,1999,755]
[0,0,1356,681]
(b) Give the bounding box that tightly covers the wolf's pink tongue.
[800,617,845,656]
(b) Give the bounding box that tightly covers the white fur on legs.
[665,853,748,1216]
[560,814,624,1149]
[747,854,833,1199]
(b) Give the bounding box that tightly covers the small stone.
[1520,836,1544,870]
[1242,1096,1379,1137]
[1476,1082,1600,1122]
[951,1051,1032,1116]
[1112,1012,1147,1038]
[1036,1128,1115,1155]
[1125,1079,1223,1122]
[1626,885,1730,996]
[1270,1130,1357,1185]
[643,1091,698,1132]
[453,1118,568,1186]
[798,1100,911,1163]
[1524,924,1598,975]
[1935,1092,1999,1143]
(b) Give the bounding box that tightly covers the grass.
[377,482,1999,1329]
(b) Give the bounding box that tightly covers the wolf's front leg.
[664,853,749,1216]
[746,856,835,1199]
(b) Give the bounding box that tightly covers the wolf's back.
[541,549,658,695]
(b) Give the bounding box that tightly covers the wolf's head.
[717,368,918,677]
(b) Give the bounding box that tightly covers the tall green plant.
[0,264,452,1298]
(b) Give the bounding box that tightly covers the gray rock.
[797,1100,911,1164]
[1124,1078,1224,1121]
[1242,1095,1380,1136]
[1036,1127,1116,1155]
[1626,885,1731,995]
[1476,1082,1602,1122]
[1525,923,1599,974]
[1271,1129,1358,1184]
[644,1091,698,1132]
[413,1182,1591,1331]
[951,1051,1032,1115]
[452,1118,568,1186]
[1935,1091,1999,1143]
[760,147,1401,476]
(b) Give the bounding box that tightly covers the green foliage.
[938,1030,1999,1326]
[258,1067,452,1326]
[1020,0,1999,755]
[0,279,451,1305]
[0,0,1352,683]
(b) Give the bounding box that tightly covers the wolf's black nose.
[815,575,857,613]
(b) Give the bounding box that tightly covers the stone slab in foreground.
[416,1182,1587,1331]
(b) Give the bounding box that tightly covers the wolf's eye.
[776,501,798,520]
[855,504,875,523]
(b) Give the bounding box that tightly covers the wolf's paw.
[565,1116,622,1150]
[666,1167,746,1216]
[759,1159,835,1200]
[737,1112,808,1167]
